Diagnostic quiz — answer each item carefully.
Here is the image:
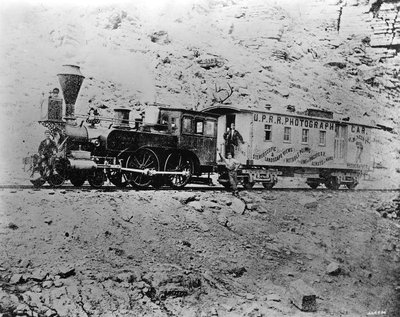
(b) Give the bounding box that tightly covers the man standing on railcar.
[223,123,244,158]
[217,148,240,197]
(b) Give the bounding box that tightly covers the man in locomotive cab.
[49,88,60,100]
[223,123,244,157]
[217,148,240,197]
[86,107,100,127]
[38,130,58,176]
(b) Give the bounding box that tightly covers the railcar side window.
[264,124,272,141]
[195,120,204,134]
[205,120,216,137]
[182,117,193,133]
[161,115,168,125]
[171,117,177,130]
[283,127,291,142]
[319,130,326,146]
[301,129,309,143]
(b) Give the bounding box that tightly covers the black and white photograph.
[0,0,399,316]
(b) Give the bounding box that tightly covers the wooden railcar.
[203,105,375,189]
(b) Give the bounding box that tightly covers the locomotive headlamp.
[91,138,100,147]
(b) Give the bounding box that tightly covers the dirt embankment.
[0,188,399,316]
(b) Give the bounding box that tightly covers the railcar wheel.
[346,182,358,190]
[126,148,160,188]
[88,170,105,188]
[69,172,86,187]
[164,152,193,189]
[325,177,340,190]
[262,182,275,189]
[243,181,255,190]
[107,170,128,188]
[307,182,319,189]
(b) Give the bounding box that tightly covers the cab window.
[182,116,193,133]
[195,119,204,134]
[204,120,216,137]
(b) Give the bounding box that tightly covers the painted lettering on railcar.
[253,113,335,130]
[253,146,334,166]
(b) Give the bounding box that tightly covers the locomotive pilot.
[38,130,58,176]
[223,123,244,158]
[217,148,241,197]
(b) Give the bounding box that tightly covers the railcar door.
[334,124,347,163]
[219,113,251,163]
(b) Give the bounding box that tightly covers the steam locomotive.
[27,65,220,188]
[26,65,379,189]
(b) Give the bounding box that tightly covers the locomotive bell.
[113,107,131,129]
[57,65,85,123]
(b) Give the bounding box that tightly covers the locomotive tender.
[28,65,377,189]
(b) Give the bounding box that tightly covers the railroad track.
[0,184,399,192]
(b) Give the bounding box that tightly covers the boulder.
[299,197,318,209]
[231,198,246,214]
[115,272,134,283]
[267,293,281,302]
[326,262,341,275]
[150,30,170,44]
[202,201,222,210]
[58,265,75,278]
[289,279,317,312]
[53,279,64,287]
[42,280,53,288]
[188,201,204,212]
[172,193,197,204]
[9,274,23,284]
[0,290,19,312]
[246,203,258,211]
[31,269,48,281]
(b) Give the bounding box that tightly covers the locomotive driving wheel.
[107,169,128,188]
[69,171,86,187]
[88,169,106,188]
[47,158,68,187]
[126,148,160,188]
[164,152,193,189]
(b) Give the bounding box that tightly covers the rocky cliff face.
[0,0,399,186]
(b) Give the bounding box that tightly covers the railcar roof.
[158,106,219,118]
[201,105,380,129]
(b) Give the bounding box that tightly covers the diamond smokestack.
[57,65,85,122]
